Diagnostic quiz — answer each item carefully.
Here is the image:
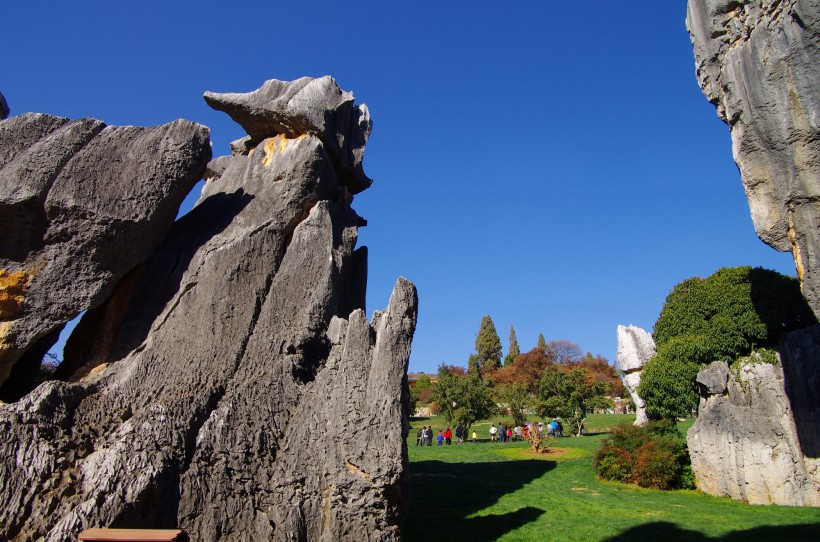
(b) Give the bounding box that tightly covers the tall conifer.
[504,325,521,366]
[474,315,502,373]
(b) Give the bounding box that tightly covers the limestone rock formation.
[687,0,820,318]
[687,0,820,508]
[0,91,9,119]
[0,77,417,541]
[0,113,210,399]
[615,325,655,426]
[688,326,820,506]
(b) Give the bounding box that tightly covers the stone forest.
[0,0,818,540]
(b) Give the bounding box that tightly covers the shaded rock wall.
[688,326,820,506]
[0,77,417,541]
[615,325,654,426]
[687,0,820,317]
[0,111,210,399]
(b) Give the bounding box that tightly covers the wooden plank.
[78,528,185,541]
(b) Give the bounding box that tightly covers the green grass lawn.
[404,415,819,541]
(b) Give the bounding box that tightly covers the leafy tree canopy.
[537,365,612,436]
[639,266,816,419]
[433,364,495,433]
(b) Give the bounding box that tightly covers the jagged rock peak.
[616,325,655,426]
[0,91,9,119]
[204,76,373,194]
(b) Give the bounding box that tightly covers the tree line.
[410,316,628,438]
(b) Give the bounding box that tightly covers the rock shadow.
[748,268,820,458]
[603,520,820,542]
[403,459,552,541]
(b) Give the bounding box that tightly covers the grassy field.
[404,414,819,541]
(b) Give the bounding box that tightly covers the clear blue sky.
[3,1,795,374]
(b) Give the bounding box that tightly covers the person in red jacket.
[444,427,452,445]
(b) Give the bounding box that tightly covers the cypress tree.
[504,325,521,366]
[537,332,546,353]
[474,315,502,373]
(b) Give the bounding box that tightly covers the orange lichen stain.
[0,270,31,320]
[346,461,373,484]
[261,134,306,167]
[788,211,805,282]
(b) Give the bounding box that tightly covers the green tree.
[537,332,546,353]
[638,266,816,419]
[504,325,521,366]
[495,382,531,426]
[433,364,495,435]
[473,315,502,375]
[537,366,612,436]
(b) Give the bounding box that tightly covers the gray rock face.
[687,0,820,318]
[0,91,8,119]
[688,328,820,506]
[615,325,655,426]
[0,77,417,541]
[0,113,210,399]
[205,76,373,195]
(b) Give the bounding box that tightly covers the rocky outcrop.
[616,325,655,426]
[687,0,820,507]
[0,77,417,541]
[0,113,210,399]
[688,326,820,506]
[0,91,8,119]
[687,0,820,318]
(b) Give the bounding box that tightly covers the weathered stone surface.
[205,76,373,195]
[616,324,655,426]
[687,0,820,318]
[688,327,820,506]
[0,77,417,541]
[695,360,729,396]
[0,91,8,119]
[0,113,210,398]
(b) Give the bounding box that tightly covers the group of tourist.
[416,418,572,446]
[416,424,478,446]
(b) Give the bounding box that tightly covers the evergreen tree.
[474,315,502,374]
[504,325,521,366]
[537,332,546,353]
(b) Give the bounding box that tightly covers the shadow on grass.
[403,459,553,541]
[604,521,820,542]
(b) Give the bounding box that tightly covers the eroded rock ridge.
[0,109,211,399]
[0,77,417,541]
[687,0,820,317]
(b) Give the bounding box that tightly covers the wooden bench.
[78,528,187,542]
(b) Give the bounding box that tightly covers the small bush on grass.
[593,420,694,490]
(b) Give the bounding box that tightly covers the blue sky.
[3,1,795,374]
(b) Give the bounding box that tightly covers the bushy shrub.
[593,421,693,490]
[633,441,678,489]
[639,267,816,419]
[593,445,633,482]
